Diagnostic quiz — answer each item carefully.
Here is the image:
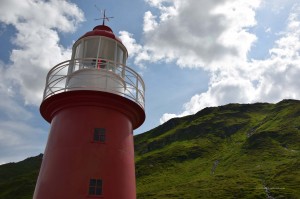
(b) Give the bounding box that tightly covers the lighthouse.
[33,17,145,199]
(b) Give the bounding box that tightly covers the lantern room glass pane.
[84,38,99,58]
[99,38,115,61]
[74,42,83,59]
[117,46,125,64]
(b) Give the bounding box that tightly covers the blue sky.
[0,0,300,164]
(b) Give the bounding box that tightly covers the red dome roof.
[78,25,122,43]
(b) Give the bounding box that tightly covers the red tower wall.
[33,91,145,199]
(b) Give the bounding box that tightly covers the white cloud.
[0,0,84,163]
[143,11,158,32]
[119,31,143,57]
[159,113,177,124]
[134,0,261,69]
[0,0,84,105]
[119,31,151,68]
[160,3,300,123]
[0,0,82,32]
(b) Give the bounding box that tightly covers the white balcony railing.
[43,58,145,109]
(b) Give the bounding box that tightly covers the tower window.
[94,128,106,142]
[89,179,102,196]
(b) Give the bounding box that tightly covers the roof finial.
[94,5,114,25]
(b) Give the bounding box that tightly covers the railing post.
[122,64,125,79]
[136,75,139,104]
[105,62,108,91]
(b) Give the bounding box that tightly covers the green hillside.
[0,100,299,198]
[0,154,42,199]
[134,99,300,198]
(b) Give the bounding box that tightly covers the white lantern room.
[66,25,128,95]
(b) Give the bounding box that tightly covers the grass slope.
[134,99,300,198]
[0,100,299,198]
[0,154,42,199]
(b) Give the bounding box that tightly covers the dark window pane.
[89,179,102,195]
[90,179,96,186]
[93,132,99,141]
[95,128,105,134]
[89,187,95,195]
[95,188,102,195]
[96,179,102,186]
[100,135,105,142]
[94,128,106,142]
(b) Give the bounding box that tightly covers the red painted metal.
[78,25,122,43]
[33,91,145,199]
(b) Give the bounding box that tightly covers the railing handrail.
[43,58,145,109]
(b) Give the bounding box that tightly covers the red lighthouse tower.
[33,20,145,199]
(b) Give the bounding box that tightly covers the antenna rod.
[102,10,106,25]
[94,6,114,26]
